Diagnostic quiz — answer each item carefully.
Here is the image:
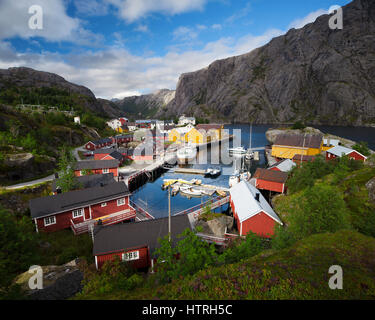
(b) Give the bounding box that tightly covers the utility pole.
[300,133,306,168]
[168,185,171,242]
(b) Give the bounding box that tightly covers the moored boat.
[177,145,197,164]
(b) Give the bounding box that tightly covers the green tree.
[352,141,371,157]
[288,184,351,240]
[0,207,39,291]
[57,146,78,192]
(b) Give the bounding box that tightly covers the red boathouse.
[326,146,367,162]
[29,182,136,234]
[73,160,120,177]
[93,215,192,270]
[253,168,289,194]
[229,181,283,237]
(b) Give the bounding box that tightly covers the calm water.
[131,124,375,219]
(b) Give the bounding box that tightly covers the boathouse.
[268,159,296,172]
[84,137,114,151]
[253,168,289,194]
[73,160,120,177]
[326,146,367,162]
[52,173,116,195]
[271,134,323,160]
[93,215,193,270]
[229,181,283,237]
[29,182,135,234]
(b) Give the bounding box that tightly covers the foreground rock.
[196,215,234,237]
[366,177,375,205]
[14,259,83,300]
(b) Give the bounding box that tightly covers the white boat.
[177,145,197,164]
[180,186,202,198]
[228,146,247,155]
[245,150,254,161]
[204,167,221,177]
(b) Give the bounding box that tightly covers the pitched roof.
[30,182,130,219]
[109,151,123,161]
[52,173,116,193]
[292,154,316,162]
[73,160,119,170]
[195,124,223,131]
[93,215,192,256]
[93,137,113,145]
[253,168,289,184]
[268,159,296,172]
[229,181,282,224]
[274,134,322,149]
[92,147,116,154]
[327,146,366,158]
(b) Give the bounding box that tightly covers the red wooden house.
[93,147,116,160]
[73,160,120,177]
[84,138,115,151]
[29,182,136,234]
[326,146,367,162]
[93,215,192,270]
[253,168,289,194]
[115,134,134,144]
[229,181,283,238]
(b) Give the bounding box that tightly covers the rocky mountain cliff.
[114,89,175,119]
[0,67,123,118]
[158,0,375,126]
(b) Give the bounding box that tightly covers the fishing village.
[6,114,366,277]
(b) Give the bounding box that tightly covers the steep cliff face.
[114,89,175,119]
[159,0,375,125]
[0,67,123,117]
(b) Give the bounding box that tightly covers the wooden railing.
[129,200,155,220]
[174,196,230,218]
[70,207,136,235]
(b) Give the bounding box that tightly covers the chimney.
[56,187,62,194]
[255,193,260,202]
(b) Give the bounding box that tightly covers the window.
[44,216,56,226]
[72,208,84,218]
[122,251,139,261]
[103,168,109,174]
[101,203,107,207]
[117,198,125,206]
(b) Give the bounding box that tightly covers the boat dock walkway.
[173,168,206,175]
[174,196,230,218]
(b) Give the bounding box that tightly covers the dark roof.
[73,160,119,170]
[92,147,117,154]
[253,168,289,184]
[93,215,192,256]
[116,134,133,139]
[274,134,322,149]
[109,151,123,161]
[292,154,316,162]
[30,182,130,219]
[195,124,223,131]
[52,173,115,193]
[93,137,113,146]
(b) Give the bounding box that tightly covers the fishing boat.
[245,149,254,161]
[180,186,203,198]
[228,146,247,155]
[204,167,221,178]
[191,178,202,185]
[177,145,197,164]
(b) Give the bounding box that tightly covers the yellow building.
[116,124,129,134]
[168,126,190,144]
[194,124,224,143]
[271,134,323,159]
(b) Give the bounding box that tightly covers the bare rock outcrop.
[159,0,375,126]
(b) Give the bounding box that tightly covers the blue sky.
[0,0,351,99]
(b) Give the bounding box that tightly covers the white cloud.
[288,9,329,29]
[0,0,101,45]
[212,24,222,30]
[134,24,149,33]
[173,26,199,41]
[74,0,109,16]
[106,0,207,23]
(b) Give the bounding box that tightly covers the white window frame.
[122,251,139,261]
[72,208,84,219]
[117,198,125,206]
[103,168,109,174]
[44,216,56,226]
[101,203,107,207]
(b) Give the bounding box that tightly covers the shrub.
[352,141,371,157]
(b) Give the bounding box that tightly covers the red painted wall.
[240,212,277,238]
[269,167,281,172]
[35,197,130,233]
[94,154,109,160]
[74,167,118,177]
[96,247,149,269]
[256,179,284,193]
[85,142,96,150]
[348,151,366,161]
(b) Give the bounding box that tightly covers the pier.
[173,168,206,175]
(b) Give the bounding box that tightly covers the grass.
[75,230,375,300]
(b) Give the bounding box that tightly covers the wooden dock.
[173,168,206,175]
